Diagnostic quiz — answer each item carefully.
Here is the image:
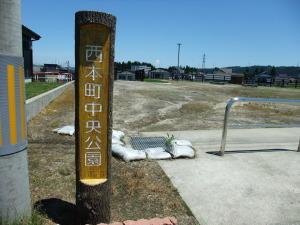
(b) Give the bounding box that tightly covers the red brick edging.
[97,217,177,225]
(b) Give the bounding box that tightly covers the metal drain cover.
[130,137,167,150]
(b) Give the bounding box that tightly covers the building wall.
[205,74,231,81]
[131,65,151,75]
[22,35,33,79]
[149,71,170,79]
[117,73,135,81]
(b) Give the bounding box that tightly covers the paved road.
[142,128,300,225]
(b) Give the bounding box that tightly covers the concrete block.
[25,81,74,121]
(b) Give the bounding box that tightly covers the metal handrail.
[220,97,300,156]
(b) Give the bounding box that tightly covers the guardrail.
[220,97,300,156]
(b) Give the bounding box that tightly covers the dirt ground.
[113,80,300,135]
[27,81,300,225]
[27,85,198,225]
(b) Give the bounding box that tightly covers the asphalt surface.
[142,128,300,225]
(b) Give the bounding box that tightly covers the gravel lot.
[113,80,300,135]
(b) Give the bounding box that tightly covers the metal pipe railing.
[220,97,300,156]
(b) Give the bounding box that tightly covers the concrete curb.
[25,81,74,122]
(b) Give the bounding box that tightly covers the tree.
[270,66,276,77]
[244,67,251,80]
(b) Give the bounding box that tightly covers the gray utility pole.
[177,43,182,70]
[202,53,206,70]
[0,0,31,223]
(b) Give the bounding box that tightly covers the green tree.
[270,66,276,77]
[244,67,249,79]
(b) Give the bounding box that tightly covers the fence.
[32,72,73,82]
[204,74,231,82]
[219,97,300,156]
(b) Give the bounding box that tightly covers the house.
[274,74,290,86]
[255,72,272,84]
[33,64,72,82]
[204,68,244,84]
[41,64,68,73]
[117,71,136,81]
[149,69,170,79]
[22,25,41,81]
[205,68,232,82]
[194,72,205,82]
[169,67,185,80]
[131,65,151,76]
[230,73,244,84]
[134,69,145,81]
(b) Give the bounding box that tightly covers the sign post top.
[75,11,116,28]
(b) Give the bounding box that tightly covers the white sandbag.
[171,139,193,147]
[112,138,124,145]
[112,144,146,162]
[53,125,75,136]
[172,145,195,158]
[112,130,125,140]
[144,147,172,160]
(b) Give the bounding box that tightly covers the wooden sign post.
[75,11,116,224]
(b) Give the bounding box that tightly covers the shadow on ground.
[34,198,77,225]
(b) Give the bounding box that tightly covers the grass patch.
[180,102,212,114]
[58,166,71,176]
[144,79,169,83]
[228,86,300,99]
[25,82,63,100]
[235,102,300,117]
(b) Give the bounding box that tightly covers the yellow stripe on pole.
[0,118,2,146]
[19,66,26,141]
[7,65,17,145]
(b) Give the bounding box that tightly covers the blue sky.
[22,0,300,68]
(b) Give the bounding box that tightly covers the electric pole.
[177,43,182,70]
[0,0,31,222]
[202,53,206,70]
[67,60,70,72]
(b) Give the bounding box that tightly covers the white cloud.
[155,59,160,67]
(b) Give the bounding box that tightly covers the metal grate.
[130,136,167,150]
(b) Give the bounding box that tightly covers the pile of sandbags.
[170,139,195,158]
[112,130,147,161]
[53,125,75,136]
[112,130,195,162]
[53,127,195,162]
